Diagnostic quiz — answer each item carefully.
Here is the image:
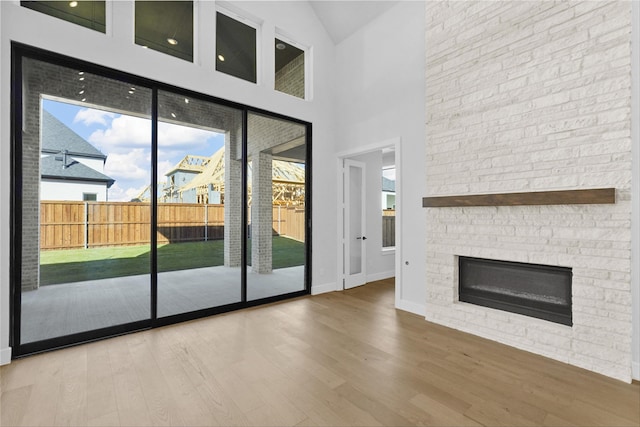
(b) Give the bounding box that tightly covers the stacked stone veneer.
[425,1,633,381]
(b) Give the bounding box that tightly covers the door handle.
[356,236,367,240]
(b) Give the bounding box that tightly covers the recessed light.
[128,90,134,94]
[171,112,176,118]
[167,38,178,46]
[276,42,286,50]
[69,1,78,8]
[217,54,225,62]
[81,98,86,102]
[78,90,85,95]
[79,77,85,81]
[184,98,189,104]
[78,71,84,75]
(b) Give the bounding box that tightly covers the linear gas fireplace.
[459,257,572,326]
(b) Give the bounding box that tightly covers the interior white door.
[344,159,367,289]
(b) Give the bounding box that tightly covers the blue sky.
[43,99,224,201]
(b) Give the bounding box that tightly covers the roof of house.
[382,177,395,192]
[41,110,107,159]
[41,155,115,187]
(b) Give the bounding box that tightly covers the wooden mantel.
[422,188,616,208]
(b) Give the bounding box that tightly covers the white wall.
[334,1,426,315]
[74,157,106,174]
[0,0,337,363]
[0,0,8,366]
[41,180,108,202]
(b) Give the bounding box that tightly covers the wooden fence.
[382,210,396,247]
[40,201,305,250]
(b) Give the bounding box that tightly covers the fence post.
[204,204,208,242]
[278,205,281,235]
[84,202,88,249]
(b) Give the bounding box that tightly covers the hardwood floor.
[2,278,639,426]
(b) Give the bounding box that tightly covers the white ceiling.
[309,1,399,44]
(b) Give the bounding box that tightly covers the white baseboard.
[311,281,338,295]
[366,270,395,283]
[633,361,639,381]
[396,299,426,317]
[0,347,11,365]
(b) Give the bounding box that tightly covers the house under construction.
[136,146,306,206]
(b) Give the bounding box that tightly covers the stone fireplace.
[425,1,633,382]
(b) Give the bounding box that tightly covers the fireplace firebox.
[459,257,572,326]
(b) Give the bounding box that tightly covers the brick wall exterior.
[275,53,305,99]
[425,1,633,381]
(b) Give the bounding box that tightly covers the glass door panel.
[246,112,307,300]
[156,91,243,317]
[21,57,152,343]
[344,159,366,289]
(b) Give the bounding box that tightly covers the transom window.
[21,1,106,33]
[216,11,258,83]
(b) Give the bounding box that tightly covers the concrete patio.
[20,265,305,343]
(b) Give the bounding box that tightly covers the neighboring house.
[161,153,216,204]
[40,110,114,201]
[381,176,395,210]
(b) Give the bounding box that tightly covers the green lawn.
[40,236,305,286]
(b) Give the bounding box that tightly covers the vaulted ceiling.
[309,1,399,44]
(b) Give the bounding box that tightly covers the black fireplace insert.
[459,256,572,326]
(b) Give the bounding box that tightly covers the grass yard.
[40,236,305,286]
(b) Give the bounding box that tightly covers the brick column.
[224,125,243,267]
[21,81,42,291]
[250,151,273,274]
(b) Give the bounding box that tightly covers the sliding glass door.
[156,91,243,317]
[19,56,153,345]
[246,112,307,300]
[12,45,310,357]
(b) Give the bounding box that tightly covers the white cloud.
[383,168,396,181]
[104,149,150,181]
[88,115,151,151]
[108,182,148,202]
[73,108,116,126]
[158,122,217,151]
[157,159,174,180]
[88,114,219,154]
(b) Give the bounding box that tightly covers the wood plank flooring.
[2,278,639,426]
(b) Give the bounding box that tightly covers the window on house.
[275,37,305,99]
[382,166,395,248]
[83,193,97,202]
[21,1,106,33]
[216,11,257,83]
[135,1,194,62]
